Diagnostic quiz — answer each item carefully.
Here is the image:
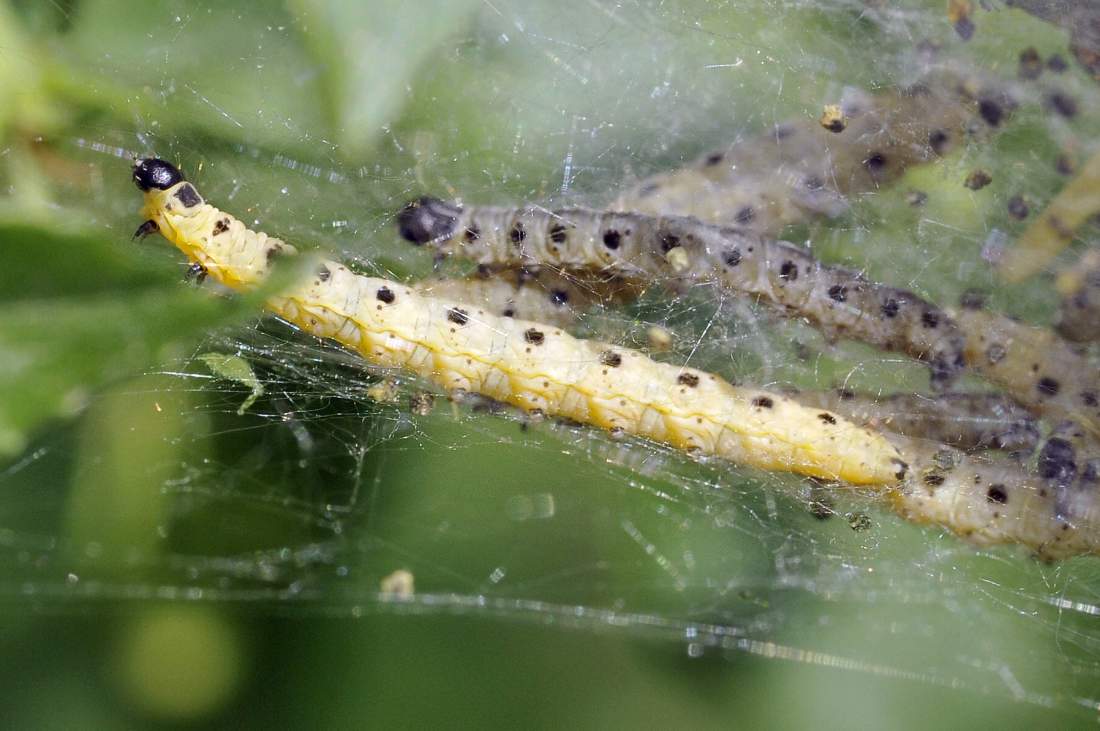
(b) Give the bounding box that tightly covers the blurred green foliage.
[1,0,1099,728]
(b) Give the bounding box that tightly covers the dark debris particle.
[704,152,725,166]
[447,307,469,326]
[778,260,798,281]
[524,328,545,345]
[464,225,480,242]
[1007,194,1030,220]
[550,289,569,306]
[376,286,395,304]
[752,396,774,409]
[986,485,1008,504]
[602,229,622,249]
[677,373,700,388]
[964,169,993,190]
[828,284,847,302]
[819,105,846,133]
[817,412,837,425]
[600,351,622,368]
[724,249,742,267]
[923,473,946,487]
[847,512,872,531]
[212,218,230,236]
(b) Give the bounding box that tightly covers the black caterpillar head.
[133,158,185,191]
[397,196,462,245]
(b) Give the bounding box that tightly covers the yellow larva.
[131,158,906,486]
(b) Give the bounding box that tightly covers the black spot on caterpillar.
[612,69,1013,237]
[398,201,968,390]
[412,269,640,329]
[791,389,1040,453]
[135,158,904,486]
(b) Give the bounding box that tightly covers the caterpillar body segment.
[953,304,1100,435]
[888,434,1100,559]
[1055,248,1100,343]
[792,389,1040,453]
[398,201,968,389]
[133,159,906,486]
[613,70,1013,234]
[413,268,640,330]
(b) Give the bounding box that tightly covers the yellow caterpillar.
[132,158,905,486]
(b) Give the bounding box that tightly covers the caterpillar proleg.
[131,158,906,486]
[397,201,968,389]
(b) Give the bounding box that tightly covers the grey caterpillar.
[889,432,1100,560]
[954,299,1100,437]
[614,68,1014,235]
[397,201,968,390]
[791,389,1040,454]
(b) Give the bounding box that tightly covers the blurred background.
[1,0,1100,727]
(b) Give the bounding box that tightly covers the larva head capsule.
[397,196,461,245]
[133,158,184,191]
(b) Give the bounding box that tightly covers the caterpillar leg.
[184,262,208,284]
[132,219,159,240]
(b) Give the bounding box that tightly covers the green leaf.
[0,218,312,459]
[289,0,482,158]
